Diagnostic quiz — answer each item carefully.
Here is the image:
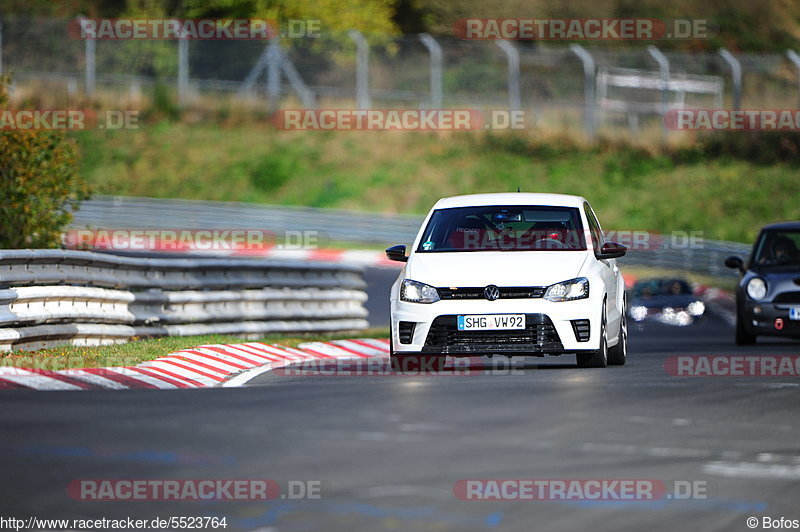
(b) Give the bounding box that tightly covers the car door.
[584,202,621,329]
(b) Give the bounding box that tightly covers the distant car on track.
[725,221,800,344]
[385,193,628,370]
[628,278,705,327]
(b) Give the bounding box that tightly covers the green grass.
[74,123,800,244]
[0,328,389,371]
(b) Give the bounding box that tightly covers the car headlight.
[543,277,589,302]
[687,301,705,316]
[401,279,440,304]
[746,277,767,301]
[630,305,647,322]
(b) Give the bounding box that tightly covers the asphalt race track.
[1,268,798,532]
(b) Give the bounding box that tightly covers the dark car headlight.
[687,301,705,316]
[401,279,440,304]
[543,278,589,302]
[746,278,767,301]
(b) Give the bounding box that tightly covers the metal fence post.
[495,40,521,111]
[0,20,3,76]
[570,44,596,141]
[280,54,317,109]
[349,30,370,109]
[177,34,189,107]
[418,33,442,109]
[647,45,670,135]
[266,39,282,112]
[786,50,800,108]
[79,16,96,97]
[718,48,741,110]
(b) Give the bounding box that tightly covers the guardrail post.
[570,44,596,141]
[495,40,521,111]
[786,50,800,108]
[349,30,370,109]
[418,33,443,109]
[647,45,670,136]
[79,16,96,97]
[177,32,189,107]
[266,39,282,112]
[718,48,741,110]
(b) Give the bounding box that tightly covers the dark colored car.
[628,278,705,327]
[725,222,800,344]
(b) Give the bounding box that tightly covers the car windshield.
[633,279,693,299]
[753,230,800,267]
[416,205,587,252]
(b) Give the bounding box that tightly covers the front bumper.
[391,298,603,354]
[743,301,800,336]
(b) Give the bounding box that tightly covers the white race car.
[386,193,628,370]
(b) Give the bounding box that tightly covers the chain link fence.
[4,17,800,138]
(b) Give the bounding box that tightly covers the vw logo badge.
[484,285,500,301]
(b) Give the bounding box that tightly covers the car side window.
[583,202,604,253]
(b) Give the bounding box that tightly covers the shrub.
[0,77,90,248]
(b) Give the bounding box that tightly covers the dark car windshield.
[753,230,800,267]
[416,205,587,252]
[633,279,693,299]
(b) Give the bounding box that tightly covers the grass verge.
[75,123,800,244]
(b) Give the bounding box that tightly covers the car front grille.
[422,313,563,354]
[436,286,545,300]
[773,291,800,305]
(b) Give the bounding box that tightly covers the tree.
[0,78,91,248]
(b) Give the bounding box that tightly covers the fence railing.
[0,249,368,351]
[6,17,800,140]
[71,196,752,278]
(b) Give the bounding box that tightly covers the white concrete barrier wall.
[0,250,369,351]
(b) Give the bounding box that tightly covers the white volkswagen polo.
[386,193,628,370]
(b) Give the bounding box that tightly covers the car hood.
[405,251,590,287]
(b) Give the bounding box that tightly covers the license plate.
[790,307,800,321]
[457,314,526,331]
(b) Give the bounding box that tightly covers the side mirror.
[597,242,627,259]
[724,256,744,272]
[386,244,408,262]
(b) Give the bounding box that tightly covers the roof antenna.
[517,186,521,192]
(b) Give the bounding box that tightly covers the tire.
[735,310,756,345]
[577,314,608,368]
[608,301,628,366]
[391,354,445,372]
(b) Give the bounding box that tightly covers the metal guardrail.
[0,249,368,351]
[72,196,424,246]
[73,196,752,278]
[624,241,751,278]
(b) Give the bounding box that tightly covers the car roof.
[761,221,800,231]
[431,193,587,209]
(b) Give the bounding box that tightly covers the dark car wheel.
[608,306,627,366]
[735,309,757,345]
[577,315,608,368]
